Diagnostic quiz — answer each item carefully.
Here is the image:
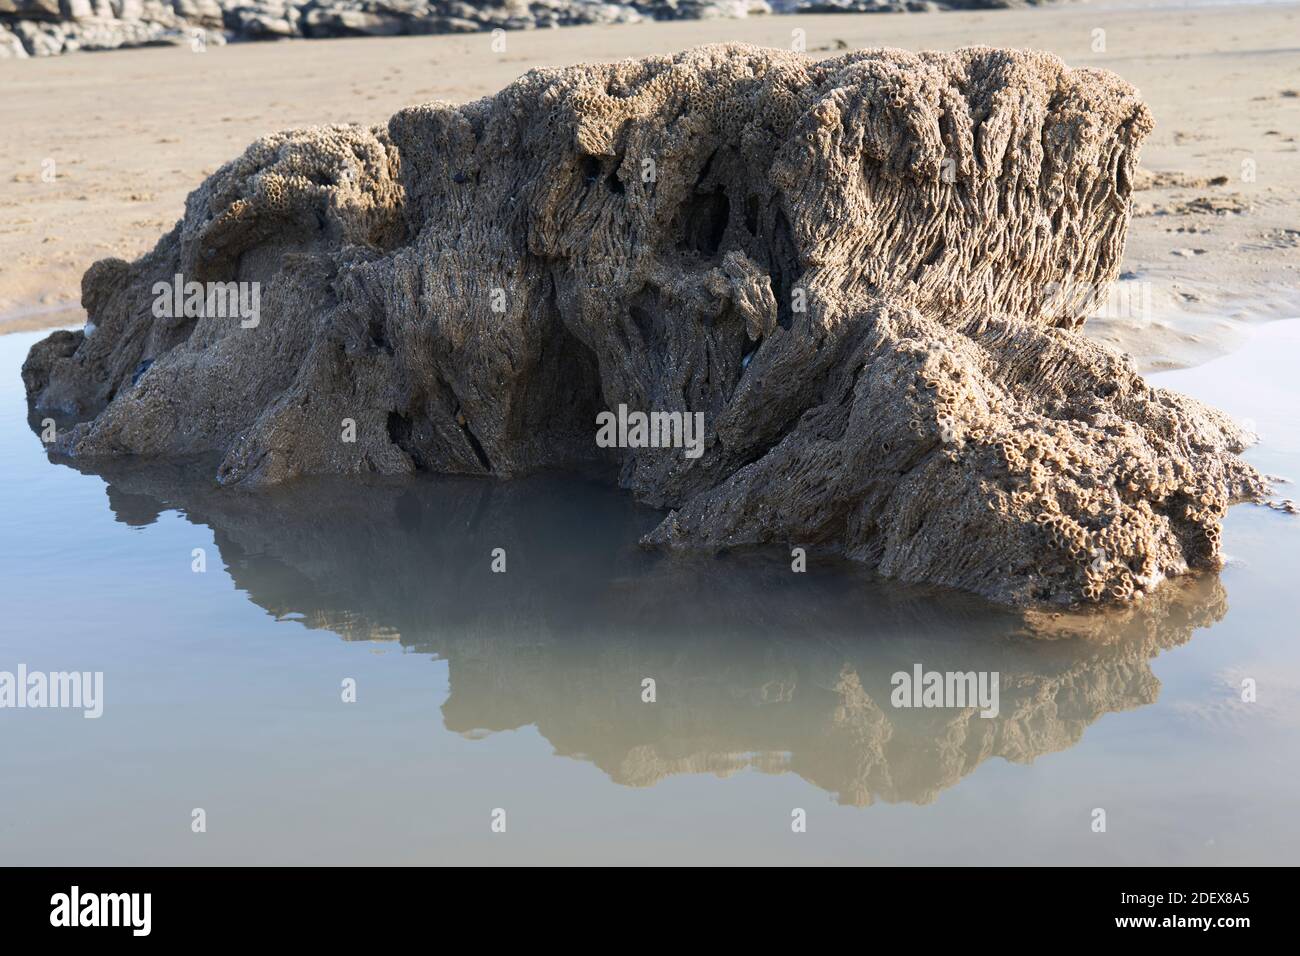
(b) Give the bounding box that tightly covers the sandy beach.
[2,2,1298,370]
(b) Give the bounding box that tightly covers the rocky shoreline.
[1,0,1043,59]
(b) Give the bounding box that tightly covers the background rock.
[0,21,31,54]
[1,0,1057,58]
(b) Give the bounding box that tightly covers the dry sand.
[2,2,1298,369]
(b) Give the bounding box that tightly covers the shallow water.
[1,322,1297,865]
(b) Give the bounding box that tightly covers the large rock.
[22,44,1267,607]
[222,1,300,37]
[0,0,65,20]
[0,21,29,52]
[170,0,223,26]
[10,17,65,51]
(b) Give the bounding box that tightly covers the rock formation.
[0,0,1052,59]
[0,0,744,58]
[0,0,226,57]
[23,44,1267,607]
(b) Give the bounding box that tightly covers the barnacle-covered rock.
[22,44,1268,607]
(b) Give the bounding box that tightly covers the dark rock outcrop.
[0,0,226,57]
[0,0,758,57]
[23,44,1266,607]
[0,0,1063,59]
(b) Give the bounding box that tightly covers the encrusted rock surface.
[23,44,1267,607]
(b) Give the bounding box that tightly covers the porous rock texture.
[23,44,1267,607]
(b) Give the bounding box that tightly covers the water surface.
[1,323,1297,865]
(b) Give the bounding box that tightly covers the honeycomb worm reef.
[23,44,1267,607]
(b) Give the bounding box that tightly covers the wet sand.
[2,2,1299,369]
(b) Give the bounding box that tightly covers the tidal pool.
[1,322,1297,865]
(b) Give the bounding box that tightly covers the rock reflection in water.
[73,458,1229,807]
